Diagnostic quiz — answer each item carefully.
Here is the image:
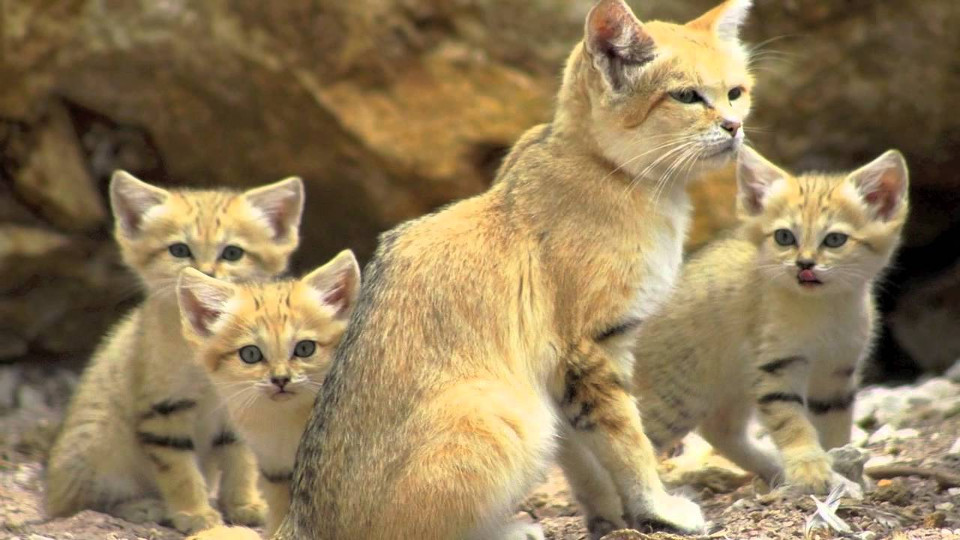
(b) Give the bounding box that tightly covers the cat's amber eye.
[774,229,796,246]
[822,232,848,248]
[239,345,264,364]
[728,87,743,101]
[669,89,703,104]
[220,245,245,261]
[168,243,192,258]
[293,340,317,358]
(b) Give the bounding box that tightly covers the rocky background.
[2,2,960,378]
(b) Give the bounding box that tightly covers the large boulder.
[1,0,958,373]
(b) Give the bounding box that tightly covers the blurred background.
[1,0,958,383]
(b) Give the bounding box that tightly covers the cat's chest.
[239,402,311,471]
[764,300,872,364]
[624,206,688,321]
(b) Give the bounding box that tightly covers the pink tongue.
[799,269,817,281]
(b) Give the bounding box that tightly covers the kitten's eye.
[669,89,703,104]
[822,232,848,248]
[293,340,316,358]
[773,229,797,246]
[238,345,263,364]
[220,245,245,261]
[728,87,743,101]
[168,243,192,258]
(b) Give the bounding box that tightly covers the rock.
[924,511,947,528]
[1,0,960,375]
[872,478,911,506]
[864,454,895,469]
[15,383,46,412]
[949,438,960,456]
[828,445,869,485]
[11,102,106,232]
[850,425,869,447]
[935,502,955,512]
[867,425,920,445]
[945,359,960,383]
[0,365,21,409]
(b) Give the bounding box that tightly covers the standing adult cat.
[280,0,755,538]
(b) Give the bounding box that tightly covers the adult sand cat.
[274,1,754,538]
[178,251,361,536]
[46,171,304,533]
[632,147,908,494]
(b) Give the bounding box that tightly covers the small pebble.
[924,511,947,528]
[935,502,955,512]
[949,437,960,456]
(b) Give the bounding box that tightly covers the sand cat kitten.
[178,251,361,536]
[632,147,908,494]
[46,171,304,533]
[269,1,754,539]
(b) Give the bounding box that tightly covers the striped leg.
[259,473,292,537]
[210,429,265,526]
[136,398,222,533]
[752,353,834,493]
[806,363,858,450]
[560,341,704,534]
[556,431,626,539]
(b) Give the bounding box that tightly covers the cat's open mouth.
[797,269,823,287]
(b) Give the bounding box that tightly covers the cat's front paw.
[626,491,705,534]
[222,498,266,526]
[783,449,834,494]
[171,507,224,534]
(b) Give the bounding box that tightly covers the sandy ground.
[1,364,959,540]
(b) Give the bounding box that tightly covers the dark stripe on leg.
[807,393,855,415]
[261,469,293,483]
[140,398,197,420]
[757,392,804,406]
[212,431,238,447]
[759,356,807,374]
[137,431,195,450]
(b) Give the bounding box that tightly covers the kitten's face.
[581,0,753,183]
[109,172,304,292]
[178,251,361,415]
[738,148,909,295]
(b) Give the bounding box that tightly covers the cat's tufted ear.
[584,0,657,93]
[177,268,236,339]
[687,0,752,42]
[847,150,909,222]
[303,250,361,321]
[110,170,169,235]
[244,176,304,241]
[737,146,788,216]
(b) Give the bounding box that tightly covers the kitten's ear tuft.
[847,150,909,222]
[687,0,752,42]
[737,146,788,216]
[303,250,361,321]
[177,268,235,338]
[110,170,168,235]
[585,0,657,92]
[244,176,304,241]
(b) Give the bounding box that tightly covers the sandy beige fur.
[178,251,360,536]
[259,1,756,538]
[45,171,304,533]
[632,147,909,494]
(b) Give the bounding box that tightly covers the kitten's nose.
[270,376,290,390]
[796,259,816,270]
[720,119,741,137]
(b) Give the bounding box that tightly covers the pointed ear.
[244,176,304,241]
[847,150,909,222]
[687,0,752,42]
[177,268,236,338]
[584,0,657,92]
[109,170,169,235]
[303,250,361,321]
[737,146,788,216]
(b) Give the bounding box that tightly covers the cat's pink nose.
[720,119,741,136]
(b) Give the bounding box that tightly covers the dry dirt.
[1,369,959,540]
